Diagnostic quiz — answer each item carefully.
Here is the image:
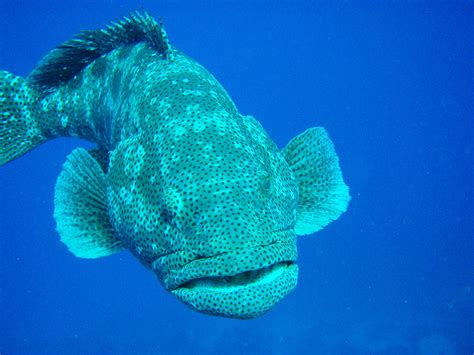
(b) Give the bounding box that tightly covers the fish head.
[108,115,299,318]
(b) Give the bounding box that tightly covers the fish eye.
[161,207,176,227]
[259,174,272,195]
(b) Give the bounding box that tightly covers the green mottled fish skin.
[0,12,350,319]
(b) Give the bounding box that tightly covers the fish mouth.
[179,260,295,290]
[163,242,299,319]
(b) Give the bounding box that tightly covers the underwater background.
[0,0,472,354]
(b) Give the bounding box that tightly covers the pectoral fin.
[283,127,350,235]
[54,147,123,258]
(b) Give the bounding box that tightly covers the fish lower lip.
[177,261,295,290]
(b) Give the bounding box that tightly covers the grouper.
[0,12,350,319]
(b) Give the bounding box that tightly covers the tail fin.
[0,71,47,166]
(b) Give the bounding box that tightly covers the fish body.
[0,12,350,318]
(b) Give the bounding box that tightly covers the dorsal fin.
[28,11,172,94]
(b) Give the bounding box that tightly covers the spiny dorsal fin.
[28,11,172,94]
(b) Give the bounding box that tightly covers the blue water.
[0,1,472,354]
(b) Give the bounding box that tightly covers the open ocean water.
[0,1,472,354]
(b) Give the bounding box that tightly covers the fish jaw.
[171,261,298,319]
[153,241,298,319]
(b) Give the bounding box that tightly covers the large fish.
[0,12,350,318]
